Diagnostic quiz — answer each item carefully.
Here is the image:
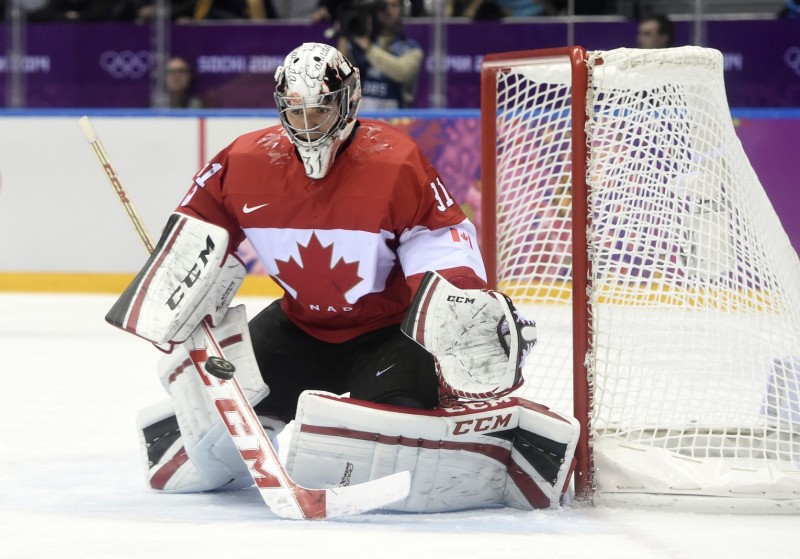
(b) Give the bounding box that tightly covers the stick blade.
[260,470,411,520]
[323,470,411,519]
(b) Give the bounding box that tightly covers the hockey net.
[480,46,800,511]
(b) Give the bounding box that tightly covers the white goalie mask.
[274,43,362,179]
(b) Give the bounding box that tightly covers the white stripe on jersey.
[398,219,486,281]
[242,227,397,304]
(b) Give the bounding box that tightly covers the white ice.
[1,293,796,559]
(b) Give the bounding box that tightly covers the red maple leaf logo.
[275,233,362,307]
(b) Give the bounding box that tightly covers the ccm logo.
[447,295,475,304]
[453,413,512,435]
[215,395,280,489]
[167,235,216,310]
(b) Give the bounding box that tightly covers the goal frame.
[480,46,595,499]
[480,44,800,512]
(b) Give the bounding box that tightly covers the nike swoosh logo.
[243,202,269,214]
[375,364,396,377]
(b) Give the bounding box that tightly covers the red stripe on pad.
[149,445,189,491]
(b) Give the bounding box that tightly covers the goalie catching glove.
[401,271,537,402]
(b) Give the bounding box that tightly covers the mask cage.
[274,88,351,147]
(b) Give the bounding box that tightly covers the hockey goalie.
[113,42,579,513]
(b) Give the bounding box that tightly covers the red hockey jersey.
[177,119,486,342]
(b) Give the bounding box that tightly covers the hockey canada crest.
[275,233,363,312]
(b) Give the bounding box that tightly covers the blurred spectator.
[496,0,552,16]
[313,0,425,23]
[337,0,424,109]
[636,13,674,49]
[273,0,317,18]
[449,0,605,17]
[135,1,196,23]
[446,0,477,17]
[166,56,202,108]
[192,0,277,19]
[446,0,504,20]
[778,0,799,19]
[27,0,137,21]
[312,0,340,21]
[312,0,347,21]
[550,0,607,14]
[574,0,607,14]
[407,0,426,16]
[472,0,506,20]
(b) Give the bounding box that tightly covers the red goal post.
[481,47,594,498]
[480,46,800,510]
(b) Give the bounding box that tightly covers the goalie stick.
[78,116,411,519]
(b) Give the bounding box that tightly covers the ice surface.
[0,293,796,559]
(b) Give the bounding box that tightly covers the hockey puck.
[205,356,236,380]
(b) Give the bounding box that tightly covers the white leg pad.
[138,305,280,493]
[137,399,253,493]
[502,399,580,509]
[284,391,579,512]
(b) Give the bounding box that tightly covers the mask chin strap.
[297,136,336,179]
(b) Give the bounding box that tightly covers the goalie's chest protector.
[198,121,475,342]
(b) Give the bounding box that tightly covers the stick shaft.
[79,116,233,371]
[78,116,155,252]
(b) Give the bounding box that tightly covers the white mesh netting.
[486,47,800,507]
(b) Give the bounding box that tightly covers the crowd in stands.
[3,1,790,110]
[3,1,793,21]
[6,0,619,22]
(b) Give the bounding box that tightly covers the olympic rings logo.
[785,47,800,77]
[99,50,153,79]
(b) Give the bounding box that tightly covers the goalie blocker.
[106,212,246,347]
[286,391,580,511]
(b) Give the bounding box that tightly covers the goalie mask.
[274,43,362,179]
